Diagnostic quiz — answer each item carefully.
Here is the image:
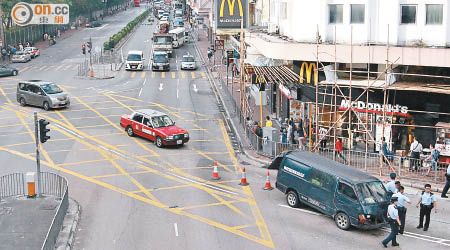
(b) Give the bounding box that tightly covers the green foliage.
[104,8,150,50]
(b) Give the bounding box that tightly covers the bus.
[134,0,140,7]
[169,27,185,48]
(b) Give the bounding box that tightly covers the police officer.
[392,186,411,234]
[382,196,400,248]
[385,173,399,198]
[416,183,437,231]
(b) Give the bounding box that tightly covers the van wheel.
[335,212,350,230]
[126,126,134,137]
[155,136,163,148]
[286,190,299,208]
[12,70,18,76]
[43,101,50,111]
[19,98,26,106]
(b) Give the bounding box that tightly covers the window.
[28,85,41,94]
[309,169,334,191]
[143,117,151,127]
[401,5,416,24]
[338,182,357,200]
[19,83,28,91]
[426,4,443,24]
[132,113,143,123]
[350,4,365,23]
[329,4,343,24]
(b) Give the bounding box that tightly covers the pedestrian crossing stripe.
[56,65,64,70]
[131,72,136,78]
[141,72,146,78]
[21,66,31,72]
[39,66,47,71]
[152,72,155,78]
[181,72,186,78]
[162,72,165,78]
[201,72,206,79]
[122,71,126,76]
[171,72,175,79]
[72,65,78,70]
[191,72,196,79]
[64,65,72,70]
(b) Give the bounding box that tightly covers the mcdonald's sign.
[216,0,247,29]
[299,62,318,85]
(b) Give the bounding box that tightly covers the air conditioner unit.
[268,23,278,34]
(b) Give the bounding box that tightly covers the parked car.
[181,54,196,70]
[86,20,101,28]
[16,80,70,110]
[274,150,389,230]
[12,51,31,63]
[24,47,40,58]
[0,65,19,77]
[120,109,189,148]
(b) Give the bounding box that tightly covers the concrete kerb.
[55,198,81,250]
[193,41,270,166]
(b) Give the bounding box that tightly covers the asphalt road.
[0,4,449,250]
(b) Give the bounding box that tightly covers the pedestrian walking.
[409,137,423,171]
[334,138,347,164]
[298,123,306,146]
[382,196,401,248]
[392,186,411,234]
[385,173,399,198]
[280,119,288,144]
[265,116,272,127]
[287,121,296,144]
[18,43,23,51]
[416,184,437,231]
[319,127,328,149]
[425,144,440,176]
[442,164,450,198]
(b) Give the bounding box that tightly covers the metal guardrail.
[0,173,25,200]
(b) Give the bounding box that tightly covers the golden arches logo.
[220,0,243,17]
[300,62,318,85]
[11,2,33,25]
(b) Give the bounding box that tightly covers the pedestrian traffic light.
[87,41,92,49]
[39,119,50,143]
[82,47,86,54]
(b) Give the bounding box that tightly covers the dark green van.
[275,150,388,230]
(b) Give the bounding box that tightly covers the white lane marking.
[159,83,163,91]
[380,227,450,247]
[96,24,109,30]
[176,78,179,99]
[278,204,323,216]
[174,223,179,237]
[143,78,147,86]
[53,123,85,139]
[176,54,179,70]
[168,172,241,196]
[138,88,143,97]
[193,84,198,93]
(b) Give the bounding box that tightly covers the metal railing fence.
[0,173,25,200]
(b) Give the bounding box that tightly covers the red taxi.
[120,109,189,147]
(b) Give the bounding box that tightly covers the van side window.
[338,182,357,200]
[19,83,28,91]
[309,169,333,191]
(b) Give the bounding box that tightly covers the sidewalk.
[194,24,447,193]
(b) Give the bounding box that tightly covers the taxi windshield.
[41,83,63,94]
[356,181,387,204]
[151,115,174,128]
[183,56,194,62]
[154,54,168,63]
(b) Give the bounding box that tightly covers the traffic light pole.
[34,112,42,197]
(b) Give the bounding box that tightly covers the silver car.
[12,51,31,63]
[16,80,70,111]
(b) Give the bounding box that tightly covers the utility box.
[26,172,36,198]
[263,127,279,156]
[250,85,267,106]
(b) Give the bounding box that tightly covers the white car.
[181,54,196,70]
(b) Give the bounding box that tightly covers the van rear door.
[277,158,310,196]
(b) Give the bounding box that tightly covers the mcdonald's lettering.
[220,0,243,17]
[299,62,318,85]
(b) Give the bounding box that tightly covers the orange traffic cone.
[263,171,274,190]
[239,167,249,186]
[212,162,220,180]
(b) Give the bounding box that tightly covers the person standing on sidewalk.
[265,116,272,127]
[416,184,437,231]
[425,144,440,176]
[334,138,347,164]
[319,126,328,150]
[409,137,423,171]
[382,196,400,248]
[392,186,411,234]
[442,164,450,198]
